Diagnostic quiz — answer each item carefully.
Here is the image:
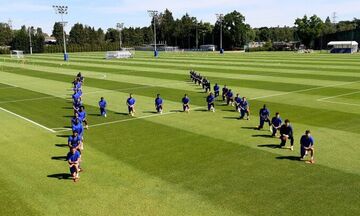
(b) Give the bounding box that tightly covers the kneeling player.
[68,131,81,150]
[222,85,229,101]
[67,147,81,182]
[182,94,190,113]
[207,92,215,112]
[127,94,136,116]
[226,89,234,106]
[214,83,220,98]
[258,105,271,130]
[279,119,294,151]
[234,94,242,112]
[239,97,250,120]
[271,112,282,137]
[155,94,163,114]
[78,106,88,129]
[300,130,315,163]
[98,97,107,117]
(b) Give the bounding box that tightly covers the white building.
[328,41,358,53]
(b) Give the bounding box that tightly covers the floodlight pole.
[117,22,124,50]
[216,14,224,54]
[53,5,68,61]
[148,10,158,57]
[28,27,33,55]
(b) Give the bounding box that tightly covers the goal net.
[10,50,24,59]
[105,49,135,59]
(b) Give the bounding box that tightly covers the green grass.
[0,51,359,216]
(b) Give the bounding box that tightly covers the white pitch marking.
[317,100,360,107]
[251,80,360,100]
[316,90,360,101]
[0,81,18,88]
[0,106,56,133]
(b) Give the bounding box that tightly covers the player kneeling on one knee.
[279,119,294,150]
[67,147,81,182]
[155,94,163,114]
[300,130,315,163]
[271,112,282,137]
[207,92,215,112]
[239,97,250,120]
[98,97,107,117]
[182,94,190,113]
[258,104,271,130]
[127,94,136,116]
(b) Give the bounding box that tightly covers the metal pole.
[29,27,33,55]
[154,17,157,51]
[61,14,67,55]
[148,10,158,54]
[216,14,224,53]
[196,25,199,49]
[220,21,223,50]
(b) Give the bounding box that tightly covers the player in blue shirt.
[279,119,294,151]
[226,89,234,106]
[222,85,229,101]
[300,130,315,163]
[271,112,282,137]
[98,97,107,117]
[78,106,88,129]
[68,131,81,149]
[72,118,84,142]
[73,98,82,115]
[257,104,271,130]
[207,92,215,112]
[214,83,220,98]
[71,113,80,126]
[77,72,84,83]
[182,94,190,113]
[234,94,242,112]
[127,94,136,116]
[239,97,250,120]
[67,147,81,182]
[155,94,163,114]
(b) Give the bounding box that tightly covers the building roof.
[328,41,358,46]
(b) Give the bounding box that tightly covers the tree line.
[1,9,359,54]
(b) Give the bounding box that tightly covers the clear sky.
[1,0,360,35]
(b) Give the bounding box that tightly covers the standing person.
[258,105,271,130]
[205,81,211,93]
[182,94,190,113]
[72,118,84,150]
[67,147,81,182]
[222,85,229,101]
[214,83,220,98]
[207,92,215,112]
[279,119,294,151]
[300,130,315,163]
[239,97,250,120]
[77,72,84,83]
[98,97,107,117]
[68,131,81,150]
[155,94,163,114]
[127,94,136,116]
[271,112,282,137]
[234,94,242,112]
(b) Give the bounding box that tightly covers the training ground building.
[328,41,358,53]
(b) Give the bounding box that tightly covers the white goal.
[10,50,24,59]
[105,49,134,59]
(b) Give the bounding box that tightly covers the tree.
[52,22,65,45]
[69,23,85,44]
[0,23,13,46]
[294,15,324,48]
[11,25,29,52]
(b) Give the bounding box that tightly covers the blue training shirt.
[300,135,314,148]
[182,97,190,104]
[99,100,107,108]
[155,98,163,106]
[271,117,282,127]
[127,98,136,106]
[207,95,215,103]
[67,150,81,163]
[260,108,270,118]
[214,85,220,92]
[68,135,80,148]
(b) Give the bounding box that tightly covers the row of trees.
[1,9,360,53]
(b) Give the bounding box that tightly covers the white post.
[28,27,33,55]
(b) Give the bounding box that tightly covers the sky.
[1,0,360,35]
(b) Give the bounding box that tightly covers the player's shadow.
[194,109,209,112]
[47,173,72,180]
[115,112,131,116]
[143,111,158,114]
[223,116,239,120]
[252,134,274,138]
[56,134,70,138]
[88,113,100,116]
[63,115,74,118]
[51,156,67,161]
[241,126,258,130]
[55,144,68,148]
[276,156,301,161]
[257,144,281,149]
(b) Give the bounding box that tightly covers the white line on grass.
[0,106,56,133]
[251,80,360,100]
[316,90,360,101]
[0,96,62,104]
[0,81,18,88]
[317,100,360,107]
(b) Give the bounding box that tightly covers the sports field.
[0,51,359,216]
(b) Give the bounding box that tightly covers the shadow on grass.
[63,115,74,118]
[57,134,70,138]
[55,144,68,148]
[276,156,301,161]
[195,109,210,112]
[88,113,100,116]
[223,116,239,120]
[241,126,258,130]
[51,156,67,161]
[115,112,131,116]
[47,173,71,180]
[258,144,281,149]
[252,134,274,138]
[143,111,159,114]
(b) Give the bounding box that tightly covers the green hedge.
[44,43,120,53]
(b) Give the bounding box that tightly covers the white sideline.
[251,80,360,100]
[316,90,360,101]
[0,106,56,133]
[318,100,360,107]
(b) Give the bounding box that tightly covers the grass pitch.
[0,51,359,216]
